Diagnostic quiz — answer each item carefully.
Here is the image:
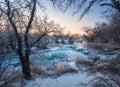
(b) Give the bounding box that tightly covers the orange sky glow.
[38,0,106,35]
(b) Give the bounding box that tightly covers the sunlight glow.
[40,0,106,35]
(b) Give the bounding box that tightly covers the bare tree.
[82,11,120,44]
[1,0,37,79]
[0,0,63,79]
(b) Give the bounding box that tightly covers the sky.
[40,0,107,35]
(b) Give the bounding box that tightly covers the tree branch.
[79,0,97,20]
[30,33,46,47]
[25,0,36,35]
[5,0,23,53]
[100,3,115,8]
[24,0,37,58]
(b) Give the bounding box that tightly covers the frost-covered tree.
[0,0,64,79]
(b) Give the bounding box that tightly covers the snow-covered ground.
[22,72,94,87]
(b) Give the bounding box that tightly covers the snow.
[67,61,79,71]
[23,72,94,87]
[48,47,61,51]
[0,81,5,86]
[66,50,88,61]
[31,47,38,53]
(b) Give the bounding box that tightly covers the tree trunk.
[18,52,31,79]
[22,57,31,80]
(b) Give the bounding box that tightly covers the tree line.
[82,11,120,44]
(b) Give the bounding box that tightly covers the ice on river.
[1,43,118,69]
[30,44,92,65]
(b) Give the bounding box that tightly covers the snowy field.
[20,72,95,87]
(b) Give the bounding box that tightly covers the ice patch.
[67,61,78,71]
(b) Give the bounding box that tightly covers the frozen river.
[30,44,95,65]
[1,43,118,69]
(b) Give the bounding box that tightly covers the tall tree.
[0,0,59,79]
[4,0,37,79]
[0,0,63,79]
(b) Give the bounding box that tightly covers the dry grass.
[80,70,120,87]
[91,74,120,87]
[55,62,77,75]
[31,66,46,76]
[76,59,92,67]
[88,57,120,75]
[83,57,120,87]
[55,62,67,74]
[0,69,23,87]
[1,69,22,80]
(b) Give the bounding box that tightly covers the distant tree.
[29,17,62,48]
[82,11,120,44]
[0,31,5,54]
[52,30,64,44]
[107,11,120,43]
[72,34,81,42]
[0,27,14,54]
[65,32,74,44]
